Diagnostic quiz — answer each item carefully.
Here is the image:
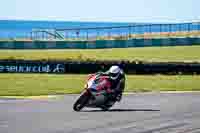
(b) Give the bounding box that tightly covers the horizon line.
[1,18,200,24]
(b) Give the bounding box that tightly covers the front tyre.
[73,91,90,111]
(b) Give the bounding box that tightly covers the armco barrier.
[1,60,200,74]
[0,37,200,49]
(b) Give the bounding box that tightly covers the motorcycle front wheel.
[73,90,90,111]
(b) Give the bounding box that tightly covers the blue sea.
[0,20,199,39]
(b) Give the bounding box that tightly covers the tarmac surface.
[0,93,200,133]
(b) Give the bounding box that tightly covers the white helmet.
[108,66,121,80]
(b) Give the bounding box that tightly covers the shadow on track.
[81,109,160,112]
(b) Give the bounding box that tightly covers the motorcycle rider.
[106,65,125,102]
[95,65,125,102]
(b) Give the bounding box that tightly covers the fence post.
[86,30,88,40]
[149,24,152,33]
[188,23,191,31]
[159,24,162,37]
[179,24,181,31]
[128,26,131,39]
[198,23,200,30]
[30,31,33,40]
[132,25,135,39]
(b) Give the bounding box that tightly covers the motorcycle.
[73,73,117,111]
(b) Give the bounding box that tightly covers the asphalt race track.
[1,93,200,133]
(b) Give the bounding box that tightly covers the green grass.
[0,45,200,62]
[0,74,200,96]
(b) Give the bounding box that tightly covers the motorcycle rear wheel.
[101,105,111,111]
[101,101,115,111]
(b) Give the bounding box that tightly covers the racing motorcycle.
[73,73,117,111]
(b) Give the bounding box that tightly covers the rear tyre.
[73,91,90,111]
[101,105,111,111]
[101,102,113,111]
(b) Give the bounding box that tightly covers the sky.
[0,0,199,23]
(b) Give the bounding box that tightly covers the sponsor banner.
[0,61,65,73]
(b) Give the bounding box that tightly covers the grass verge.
[0,45,200,62]
[0,73,200,96]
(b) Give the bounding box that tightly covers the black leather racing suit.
[95,70,125,102]
[108,70,125,101]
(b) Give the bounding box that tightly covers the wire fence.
[30,22,200,40]
[1,22,200,40]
